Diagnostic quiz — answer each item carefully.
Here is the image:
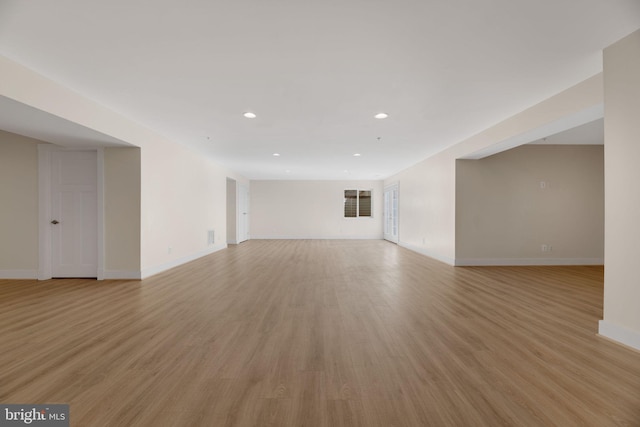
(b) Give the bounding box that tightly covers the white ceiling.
[529,118,604,146]
[0,1,638,179]
[0,96,133,147]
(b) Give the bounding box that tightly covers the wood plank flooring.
[1,240,639,426]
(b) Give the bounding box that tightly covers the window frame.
[344,188,373,219]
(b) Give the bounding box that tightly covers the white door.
[50,150,98,277]
[383,184,399,243]
[238,184,249,243]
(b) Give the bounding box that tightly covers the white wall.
[0,131,40,278]
[0,55,249,279]
[226,178,237,244]
[0,132,145,279]
[600,29,640,350]
[139,138,241,277]
[456,144,604,265]
[385,74,604,265]
[250,180,383,239]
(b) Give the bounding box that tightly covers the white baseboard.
[455,257,604,266]
[0,269,38,279]
[398,241,456,266]
[140,243,227,279]
[102,270,143,280]
[251,235,384,240]
[598,320,640,352]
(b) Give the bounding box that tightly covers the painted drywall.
[1,55,250,279]
[600,29,640,350]
[250,180,383,239]
[0,130,40,277]
[226,178,237,244]
[385,74,604,265]
[103,147,141,276]
[139,137,248,278]
[0,133,143,279]
[456,144,604,265]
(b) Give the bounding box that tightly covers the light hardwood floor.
[1,240,639,426]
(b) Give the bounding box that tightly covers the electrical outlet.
[168,246,172,254]
[541,244,548,252]
[548,245,553,252]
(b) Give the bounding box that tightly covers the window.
[344,189,372,218]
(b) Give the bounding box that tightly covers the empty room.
[1,1,640,426]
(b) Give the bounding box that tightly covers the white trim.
[0,270,39,279]
[140,243,227,279]
[250,235,383,240]
[38,145,52,280]
[398,241,456,266]
[102,270,142,280]
[238,184,250,243]
[598,320,640,352]
[454,257,604,266]
[343,187,375,219]
[38,145,105,280]
[460,104,604,159]
[97,148,105,280]
[383,182,399,244]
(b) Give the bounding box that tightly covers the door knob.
[51,220,59,225]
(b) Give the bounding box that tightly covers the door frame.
[383,182,399,243]
[238,184,249,243]
[38,145,105,280]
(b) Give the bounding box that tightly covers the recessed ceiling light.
[353,153,361,157]
[243,112,257,119]
[285,170,291,174]
[273,153,280,157]
[374,113,388,119]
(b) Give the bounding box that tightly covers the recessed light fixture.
[285,170,291,174]
[273,153,280,157]
[374,113,388,119]
[243,112,257,119]
[353,153,361,157]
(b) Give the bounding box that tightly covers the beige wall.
[139,138,242,276]
[600,29,640,349]
[385,75,603,265]
[456,145,604,264]
[226,178,237,244]
[387,152,456,263]
[250,180,383,239]
[104,147,141,275]
[0,133,143,279]
[0,131,40,276]
[1,55,249,279]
